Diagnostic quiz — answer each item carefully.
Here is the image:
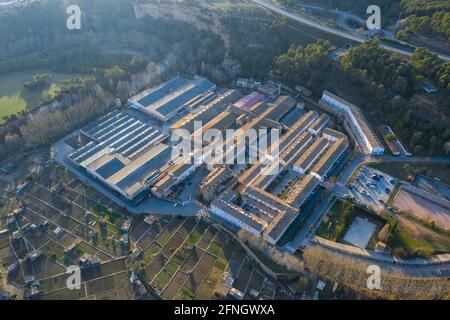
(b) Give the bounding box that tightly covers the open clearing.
[388,215,450,257]
[393,187,450,230]
[0,93,26,123]
[0,70,80,122]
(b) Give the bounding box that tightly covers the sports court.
[343,216,376,249]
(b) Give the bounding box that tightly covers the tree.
[4,133,19,145]
[384,134,397,142]
[377,224,390,243]
[95,84,111,107]
[443,141,450,155]
[104,66,126,92]
[116,80,130,101]
[414,145,424,154]
[293,276,309,294]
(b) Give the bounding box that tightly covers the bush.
[293,276,309,294]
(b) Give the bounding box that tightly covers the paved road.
[251,0,450,61]
[309,238,450,278]
[295,2,365,26]
[286,194,336,252]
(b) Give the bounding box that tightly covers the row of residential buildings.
[319,90,384,155]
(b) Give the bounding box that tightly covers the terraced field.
[132,216,274,300]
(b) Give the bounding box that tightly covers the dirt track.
[393,188,450,230]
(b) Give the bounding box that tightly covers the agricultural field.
[0,164,136,299]
[0,163,283,300]
[132,216,277,300]
[0,93,26,124]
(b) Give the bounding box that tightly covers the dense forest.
[275,40,450,156]
[398,0,450,42]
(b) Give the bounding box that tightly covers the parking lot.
[346,166,398,212]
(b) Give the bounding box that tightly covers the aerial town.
[0,0,448,304]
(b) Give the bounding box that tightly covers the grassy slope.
[388,213,450,257]
[0,93,26,123]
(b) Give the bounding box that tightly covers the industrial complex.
[59,74,389,248]
[3,0,449,302]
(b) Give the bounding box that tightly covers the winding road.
[251,0,450,61]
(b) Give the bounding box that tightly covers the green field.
[0,93,26,124]
[0,70,81,123]
[388,214,450,258]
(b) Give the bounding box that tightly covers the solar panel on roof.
[109,123,147,146]
[69,141,97,160]
[155,79,215,116]
[91,116,131,140]
[115,130,158,155]
[84,111,122,134]
[122,133,165,158]
[98,121,143,145]
[95,158,126,179]
[95,118,136,142]
[137,76,190,107]
[88,113,128,138]
[109,125,149,149]
[73,145,105,164]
